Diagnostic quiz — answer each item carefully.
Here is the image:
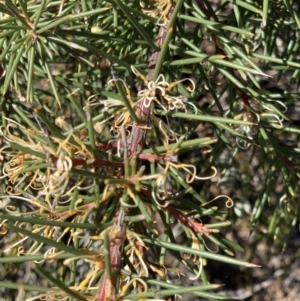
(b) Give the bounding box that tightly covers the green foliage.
[0,0,299,300]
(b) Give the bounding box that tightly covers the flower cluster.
[132,66,195,113]
[90,67,195,148]
[0,118,90,209]
[232,97,288,149]
[142,0,174,25]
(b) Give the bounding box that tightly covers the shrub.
[0,0,299,300]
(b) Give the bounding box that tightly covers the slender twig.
[127,9,175,158]
[163,206,211,236]
[97,210,127,301]
[97,7,175,300]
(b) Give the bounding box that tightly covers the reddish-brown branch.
[72,158,124,168]
[72,153,176,170]
[127,19,170,158]
[162,206,211,236]
[139,186,211,236]
[96,7,174,301]
[97,210,127,301]
[195,0,210,18]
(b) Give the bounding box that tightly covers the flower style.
[142,0,174,25]
[44,152,72,198]
[149,161,217,206]
[234,111,258,149]
[132,66,195,113]
[89,79,136,136]
[233,97,288,149]
[93,66,195,146]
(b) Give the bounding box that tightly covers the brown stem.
[97,210,127,301]
[96,8,175,301]
[127,16,172,158]
[163,206,211,236]
[72,158,124,168]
